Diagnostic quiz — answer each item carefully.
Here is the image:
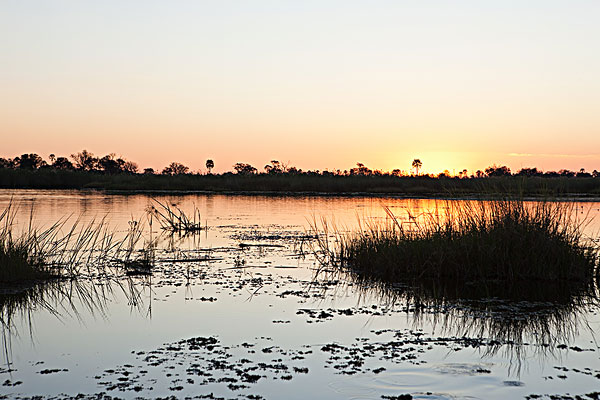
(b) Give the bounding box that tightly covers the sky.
[1,1,599,174]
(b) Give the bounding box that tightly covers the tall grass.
[0,202,151,284]
[0,203,62,283]
[316,198,599,284]
[148,199,206,233]
[0,202,151,363]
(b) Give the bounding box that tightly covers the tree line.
[0,151,138,174]
[1,152,599,179]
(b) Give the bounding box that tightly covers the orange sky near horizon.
[2,1,599,175]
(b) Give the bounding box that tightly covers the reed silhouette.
[314,198,598,284]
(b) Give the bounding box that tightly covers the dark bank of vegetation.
[315,198,599,286]
[1,151,600,196]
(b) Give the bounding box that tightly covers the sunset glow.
[1,1,599,174]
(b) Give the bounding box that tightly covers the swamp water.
[1,189,600,400]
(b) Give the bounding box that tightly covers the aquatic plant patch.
[319,199,599,284]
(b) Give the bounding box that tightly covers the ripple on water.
[328,374,377,396]
[372,369,439,390]
[432,363,494,376]
[370,368,494,400]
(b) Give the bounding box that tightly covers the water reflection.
[0,277,148,366]
[1,191,600,398]
[330,269,599,372]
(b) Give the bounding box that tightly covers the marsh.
[1,189,600,400]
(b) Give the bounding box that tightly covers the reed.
[148,199,206,233]
[0,202,152,364]
[316,198,599,284]
[0,202,153,284]
[0,203,62,283]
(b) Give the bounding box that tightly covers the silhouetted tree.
[576,168,591,178]
[71,150,98,171]
[485,165,511,177]
[162,162,189,175]
[143,168,155,175]
[48,154,56,165]
[412,159,422,175]
[264,160,284,174]
[206,159,214,174]
[15,153,44,169]
[123,161,138,173]
[544,170,560,178]
[558,169,575,177]
[0,158,12,169]
[350,162,372,176]
[233,163,257,174]
[53,157,74,170]
[516,167,541,177]
[99,154,122,174]
[593,170,599,178]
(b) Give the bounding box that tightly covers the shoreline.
[2,187,600,202]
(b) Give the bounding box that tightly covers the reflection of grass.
[0,202,154,366]
[0,203,150,363]
[364,277,596,374]
[0,274,146,367]
[313,199,600,372]
[313,265,598,375]
[403,279,593,344]
[319,199,598,283]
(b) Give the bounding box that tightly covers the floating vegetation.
[308,197,600,372]
[123,259,153,276]
[315,198,599,284]
[148,199,207,233]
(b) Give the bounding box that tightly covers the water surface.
[1,190,600,400]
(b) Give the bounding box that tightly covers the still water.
[1,189,600,400]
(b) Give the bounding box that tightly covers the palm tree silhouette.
[412,159,422,176]
[206,159,214,174]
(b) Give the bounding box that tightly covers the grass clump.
[322,199,598,284]
[0,205,61,284]
[148,199,206,233]
[0,202,153,285]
